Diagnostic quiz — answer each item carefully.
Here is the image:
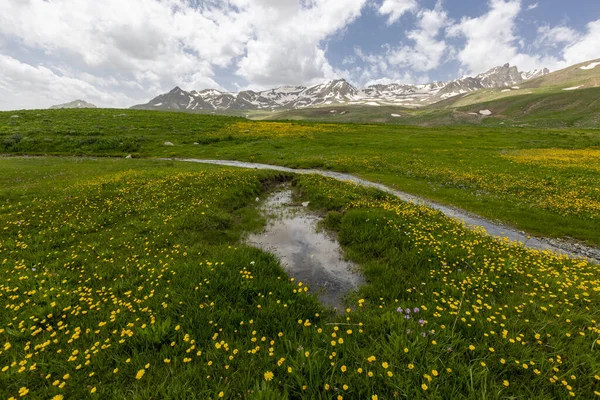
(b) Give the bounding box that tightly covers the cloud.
[352,2,450,85]
[0,0,243,103]
[0,55,137,110]
[236,0,367,88]
[378,0,419,24]
[561,19,600,66]
[0,0,598,110]
[0,0,368,108]
[445,1,599,76]
[527,2,538,10]
[387,4,450,71]
[536,25,579,48]
[447,0,551,74]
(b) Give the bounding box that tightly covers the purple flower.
[421,332,427,337]
[405,308,411,314]
[413,307,420,313]
[396,307,403,313]
[404,314,411,319]
[418,319,425,325]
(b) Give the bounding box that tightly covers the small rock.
[302,201,310,207]
[193,142,199,145]
[125,154,132,159]
[479,109,492,116]
[10,115,19,118]
[164,142,174,146]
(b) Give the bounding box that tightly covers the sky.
[0,0,599,110]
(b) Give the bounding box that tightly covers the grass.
[0,157,599,399]
[2,109,600,247]
[265,87,600,128]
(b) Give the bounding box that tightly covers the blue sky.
[0,0,598,109]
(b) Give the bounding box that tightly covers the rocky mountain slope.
[131,64,549,112]
[50,100,97,109]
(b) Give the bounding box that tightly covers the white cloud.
[447,0,552,74]
[0,0,368,109]
[0,55,137,110]
[342,56,357,65]
[0,0,598,110]
[445,1,599,76]
[536,25,579,47]
[0,0,243,106]
[352,2,450,85]
[387,4,450,71]
[527,2,538,10]
[378,0,419,25]
[236,0,367,87]
[561,19,600,66]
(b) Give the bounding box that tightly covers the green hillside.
[265,59,600,128]
[264,87,600,128]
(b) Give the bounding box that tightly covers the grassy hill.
[264,59,600,128]
[432,58,600,108]
[262,87,600,128]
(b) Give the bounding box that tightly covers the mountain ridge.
[131,64,550,112]
[50,100,97,109]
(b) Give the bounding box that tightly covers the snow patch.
[479,109,492,116]
[153,102,163,106]
[511,86,520,89]
[363,102,381,106]
[580,62,600,70]
[501,89,511,93]
[563,85,584,91]
[390,114,401,117]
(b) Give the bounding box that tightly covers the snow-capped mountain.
[131,64,549,111]
[50,100,97,109]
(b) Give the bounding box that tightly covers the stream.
[247,186,364,311]
[176,158,600,263]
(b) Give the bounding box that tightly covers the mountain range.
[131,63,549,112]
[50,100,97,109]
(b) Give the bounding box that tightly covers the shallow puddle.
[247,186,364,311]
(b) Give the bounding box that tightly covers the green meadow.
[1,110,599,399]
[2,109,600,245]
